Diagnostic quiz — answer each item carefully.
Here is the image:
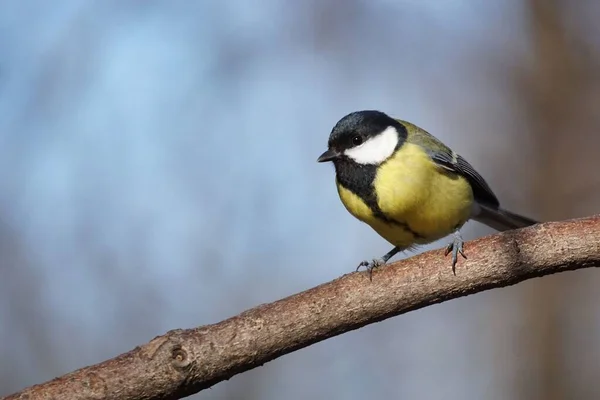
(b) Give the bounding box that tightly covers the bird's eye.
[352,136,363,146]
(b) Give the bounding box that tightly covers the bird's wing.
[398,119,501,207]
[428,150,500,207]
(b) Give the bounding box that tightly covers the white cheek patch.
[344,126,399,165]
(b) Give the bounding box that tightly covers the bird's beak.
[317,149,340,163]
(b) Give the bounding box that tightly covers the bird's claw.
[356,258,386,281]
[445,232,467,275]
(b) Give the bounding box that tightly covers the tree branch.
[5,216,600,400]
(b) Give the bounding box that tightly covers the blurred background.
[1,0,600,399]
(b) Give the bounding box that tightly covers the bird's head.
[317,110,406,166]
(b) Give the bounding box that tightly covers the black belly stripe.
[334,160,425,240]
[372,208,425,240]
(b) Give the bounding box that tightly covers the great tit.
[317,110,537,274]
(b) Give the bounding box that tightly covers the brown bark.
[5,216,600,400]
[517,0,600,398]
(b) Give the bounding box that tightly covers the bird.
[317,110,537,276]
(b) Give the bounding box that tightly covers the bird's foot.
[444,230,467,275]
[356,258,387,281]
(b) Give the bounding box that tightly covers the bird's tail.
[474,204,538,232]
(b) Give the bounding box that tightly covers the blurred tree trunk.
[517,0,600,399]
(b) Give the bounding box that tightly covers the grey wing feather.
[428,150,500,208]
[430,150,539,231]
[399,119,538,231]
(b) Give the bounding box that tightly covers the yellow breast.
[337,143,474,248]
[337,183,417,247]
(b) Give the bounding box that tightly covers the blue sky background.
[2,1,599,399]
